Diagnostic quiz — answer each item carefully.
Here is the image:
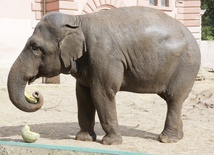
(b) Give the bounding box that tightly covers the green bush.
[202,26,214,40]
[201,0,214,40]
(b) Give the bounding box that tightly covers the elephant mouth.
[28,76,37,85]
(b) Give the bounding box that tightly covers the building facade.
[31,0,202,43]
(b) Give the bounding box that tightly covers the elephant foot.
[101,134,123,145]
[75,131,96,142]
[158,130,183,143]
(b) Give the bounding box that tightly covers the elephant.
[7,6,201,145]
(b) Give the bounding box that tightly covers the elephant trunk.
[7,56,44,112]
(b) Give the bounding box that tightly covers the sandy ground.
[0,68,214,155]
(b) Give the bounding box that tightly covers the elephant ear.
[60,24,86,68]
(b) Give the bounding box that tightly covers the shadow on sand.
[0,122,158,143]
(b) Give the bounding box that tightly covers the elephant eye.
[31,45,40,51]
[31,44,42,56]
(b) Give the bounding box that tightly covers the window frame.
[149,0,172,11]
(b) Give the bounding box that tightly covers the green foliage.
[201,0,214,40]
[202,26,214,40]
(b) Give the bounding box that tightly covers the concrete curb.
[0,140,149,155]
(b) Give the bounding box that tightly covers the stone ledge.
[0,140,145,155]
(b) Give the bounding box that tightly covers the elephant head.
[7,12,86,112]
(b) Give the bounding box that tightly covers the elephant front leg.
[91,86,122,145]
[75,82,96,142]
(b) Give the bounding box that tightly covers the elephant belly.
[120,74,168,94]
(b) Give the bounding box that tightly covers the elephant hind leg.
[158,98,184,143]
[158,60,198,143]
[158,92,185,143]
[158,84,192,143]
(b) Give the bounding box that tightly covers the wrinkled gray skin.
[8,6,200,145]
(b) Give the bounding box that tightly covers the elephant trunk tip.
[23,91,44,112]
[32,91,43,102]
[8,89,44,113]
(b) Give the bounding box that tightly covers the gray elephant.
[7,6,200,145]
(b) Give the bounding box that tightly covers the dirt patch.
[0,68,214,154]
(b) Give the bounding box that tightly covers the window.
[150,0,157,6]
[149,0,170,9]
[161,0,169,7]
